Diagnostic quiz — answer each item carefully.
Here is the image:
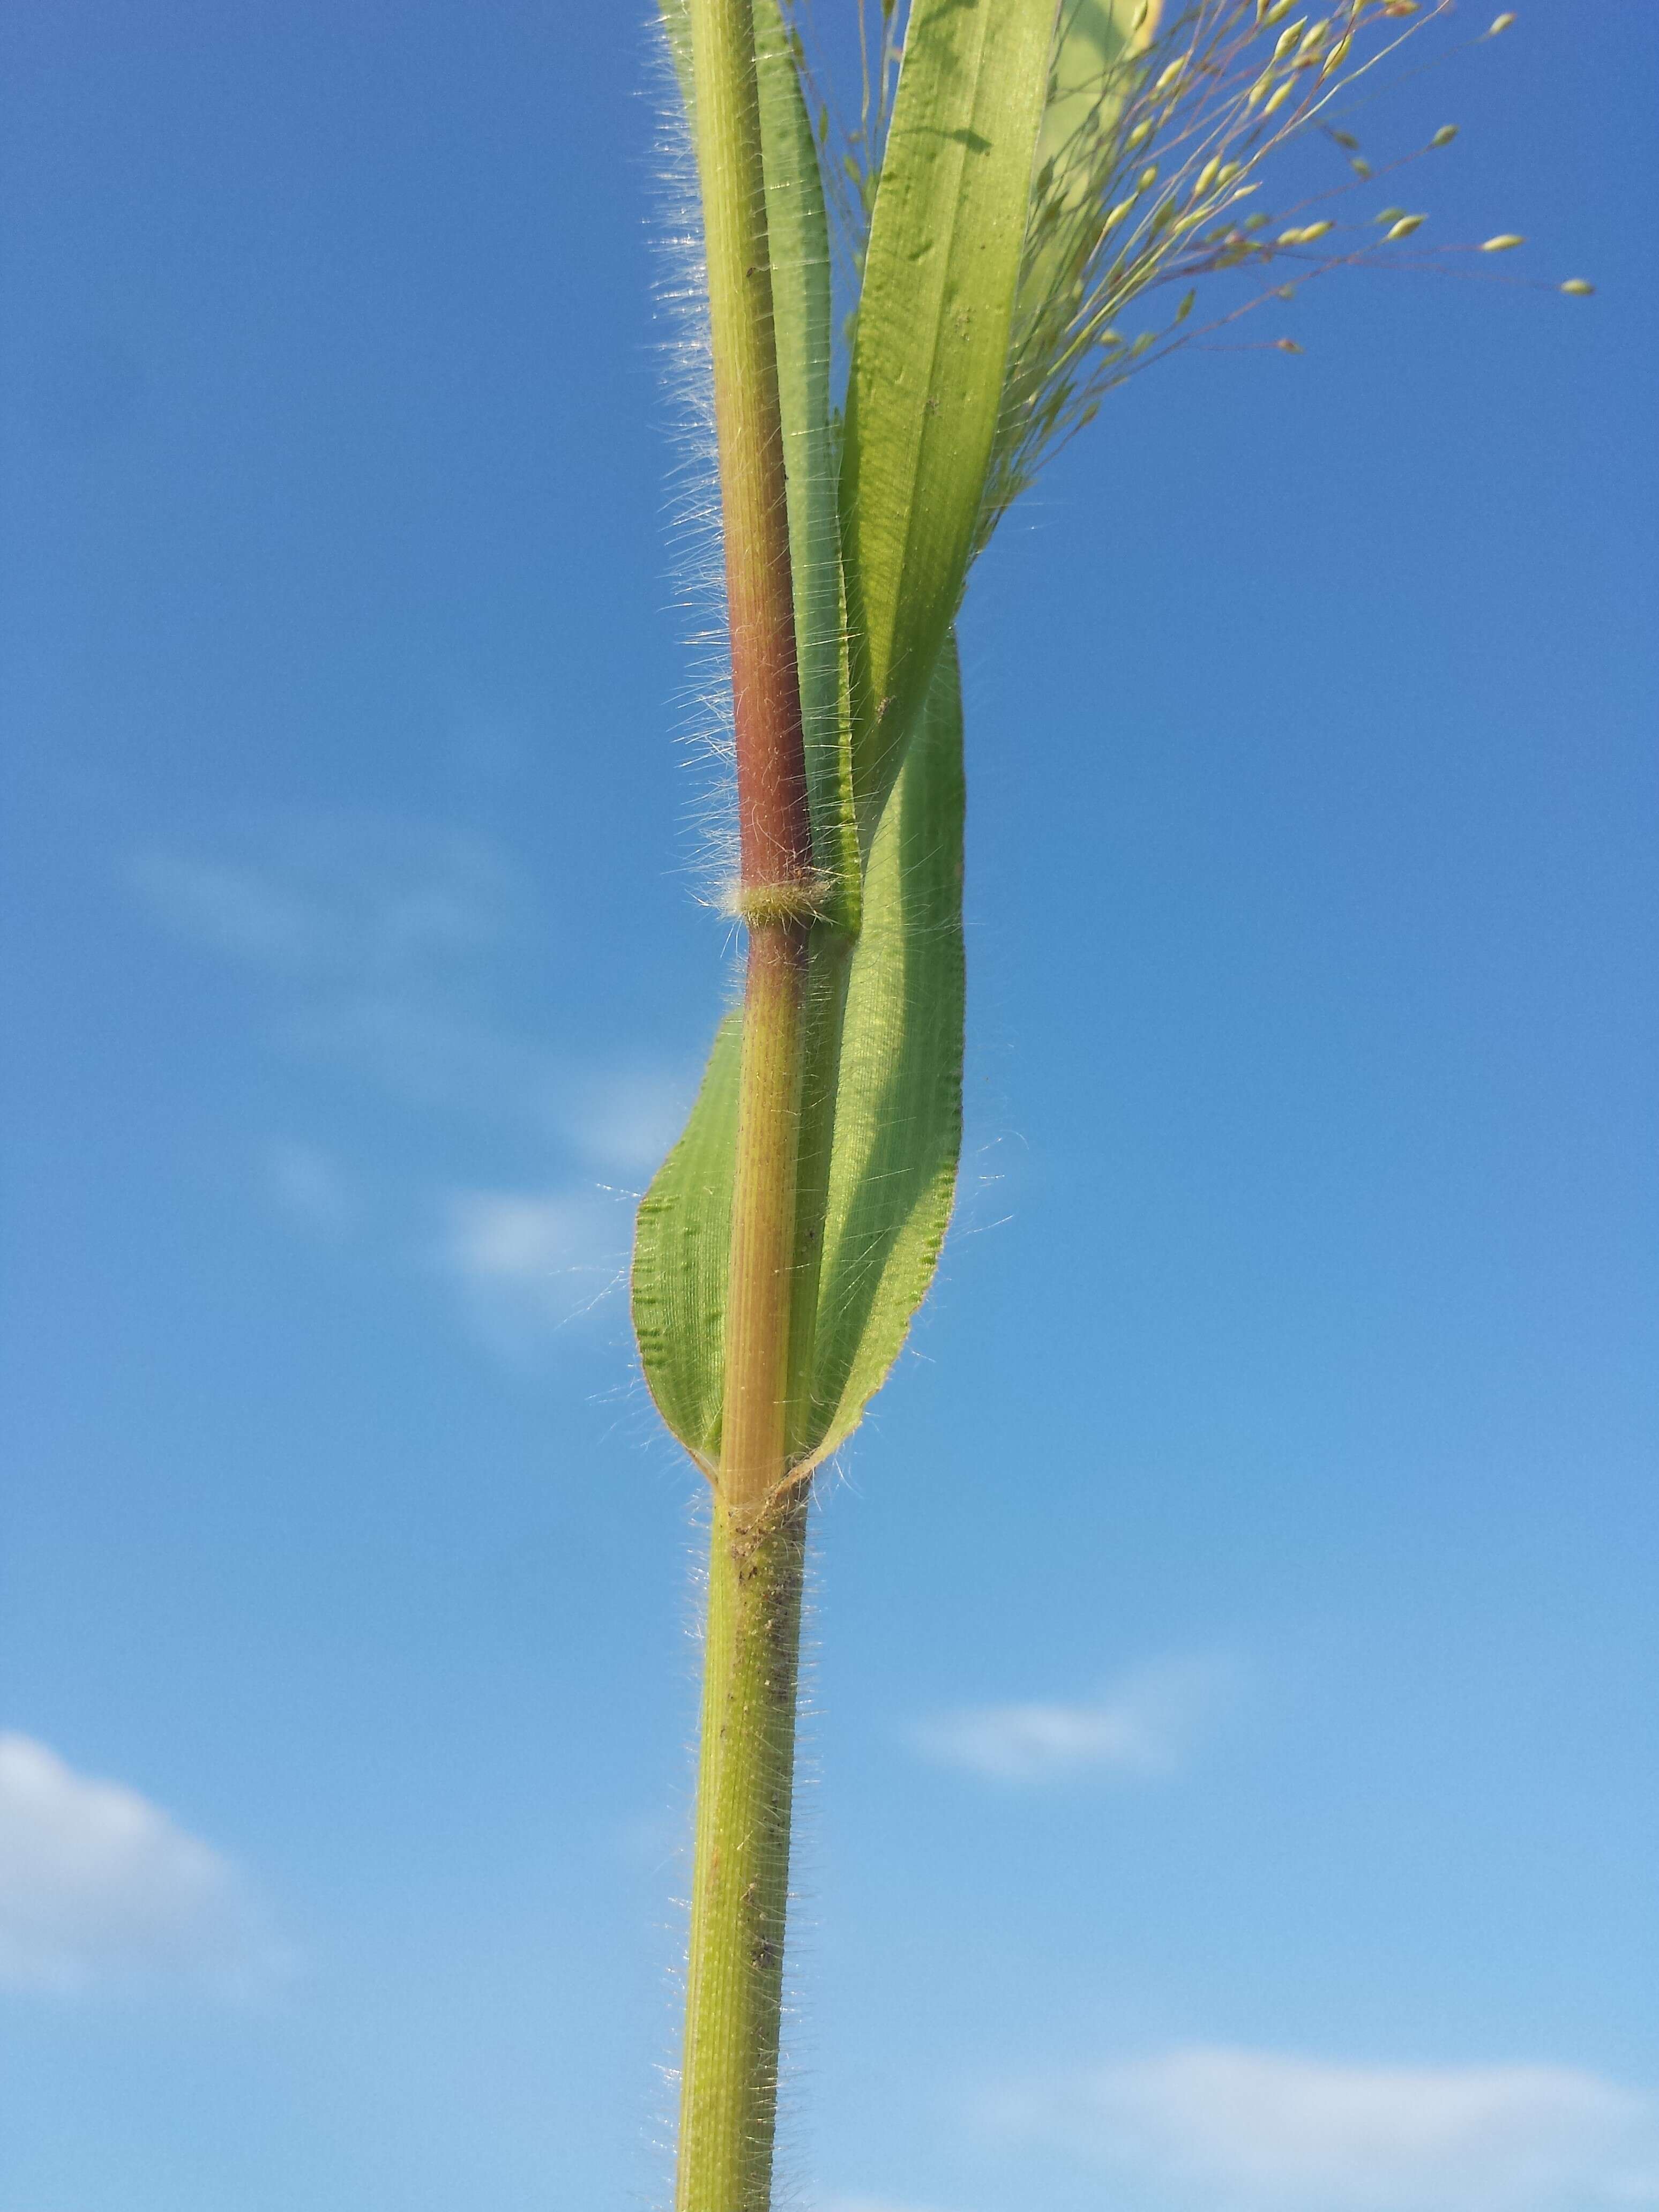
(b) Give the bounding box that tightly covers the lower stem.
[719,919,809,1513]
[676,1485,810,2212]
[676,914,812,2211]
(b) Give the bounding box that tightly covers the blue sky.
[1,4,1654,2209]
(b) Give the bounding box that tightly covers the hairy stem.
[721,917,809,1511]
[679,0,814,2201]
[677,1487,809,2212]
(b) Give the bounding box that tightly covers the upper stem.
[686,0,814,902]
[685,0,817,1519]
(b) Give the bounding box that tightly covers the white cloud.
[911,1657,1232,1783]
[132,822,698,1165]
[563,1066,698,1176]
[989,2046,1659,2212]
[130,821,531,984]
[816,2199,961,2212]
[436,1185,629,1357]
[133,818,700,1357]
[0,1734,278,1996]
[264,1139,356,1231]
[129,854,333,968]
[816,2199,962,2212]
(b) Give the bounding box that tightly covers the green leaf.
[633,635,966,1476]
[798,632,966,1466]
[993,0,1161,526]
[753,0,858,926]
[1020,0,1160,319]
[840,0,1056,846]
[1035,0,1159,214]
[632,1010,741,1476]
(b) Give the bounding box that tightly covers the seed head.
[1385,213,1426,240]
[1559,279,1594,296]
[1480,234,1524,251]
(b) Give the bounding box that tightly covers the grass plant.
[633,4,1586,2203]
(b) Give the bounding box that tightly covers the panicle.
[977,0,1485,534]
[800,0,1586,551]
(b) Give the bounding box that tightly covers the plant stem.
[678,1485,809,2212]
[678,0,815,2202]
[687,0,813,910]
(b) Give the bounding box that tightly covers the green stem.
[679,0,816,2203]
[677,1486,809,2212]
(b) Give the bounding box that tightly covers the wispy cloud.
[132,818,701,1356]
[910,1657,1233,1783]
[130,821,531,984]
[131,822,574,1131]
[131,820,694,1148]
[815,2199,965,2212]
[816,2199,962,2212]
[0,1734,281,1997]
[263,1139,357,1232]
[436,1185,632,1358]
[562,1066,699,1176]
[989,2046,1659,2212]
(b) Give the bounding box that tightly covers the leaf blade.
[840,0,1057,840]
[754,0,860,925]
[631,1011,742,1472]
[801,632,966,1466]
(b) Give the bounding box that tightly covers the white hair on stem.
[645,20,743,926]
